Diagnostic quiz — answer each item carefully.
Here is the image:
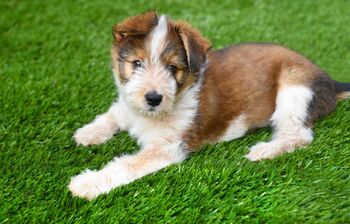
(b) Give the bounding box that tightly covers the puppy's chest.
[125,107,197,146]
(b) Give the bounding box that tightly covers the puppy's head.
[111,11,211,117]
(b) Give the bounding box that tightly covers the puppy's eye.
[166,64,177,74]
[132,60,142,69]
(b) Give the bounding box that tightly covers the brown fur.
[173,21,211,74]
[111,11,158,84]
[184,44,339,150]
[111,37,148,83]
[112,10,158,44]
[164,21,212,93]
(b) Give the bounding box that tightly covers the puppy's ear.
[174,21,211,74]
[113,10,158,44]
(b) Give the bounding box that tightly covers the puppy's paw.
[68,170,107,200]
[245,142,278,162]
[74,124,112,146]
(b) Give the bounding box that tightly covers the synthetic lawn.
[1,0,350,223]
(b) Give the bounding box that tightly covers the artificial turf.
[1,0,350,223]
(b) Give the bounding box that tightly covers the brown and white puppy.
[69,11,350,200]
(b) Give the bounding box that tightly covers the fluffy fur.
[69,11,350,200]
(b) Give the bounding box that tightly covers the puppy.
[69,11,350,200]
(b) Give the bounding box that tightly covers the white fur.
[245,85,314,161]
[123,66,177,116]
[149,15,168,64]
[219,114,248,142]
[74,112,119,146]
[69,77,202,200]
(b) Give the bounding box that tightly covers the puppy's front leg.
[74,103,120,146]
[68,143,187,200]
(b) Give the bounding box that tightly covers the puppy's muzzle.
[145,91,163,107]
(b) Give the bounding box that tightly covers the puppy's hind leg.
[74,103,120,146]
[245,85,314,161]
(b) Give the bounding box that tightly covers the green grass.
[1,0,350,223]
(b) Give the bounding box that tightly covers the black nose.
[145,91,163,107]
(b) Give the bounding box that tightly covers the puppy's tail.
[334,81,350,100]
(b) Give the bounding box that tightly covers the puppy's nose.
[145,91,163,107]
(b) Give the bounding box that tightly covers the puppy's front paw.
[68,170,107,200]
[74,124,112,146]
[245,142,277,161]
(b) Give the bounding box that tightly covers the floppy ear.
[112,10,158,44]
[174,21,211,74]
